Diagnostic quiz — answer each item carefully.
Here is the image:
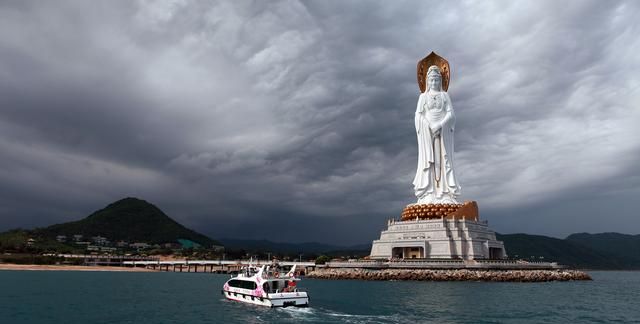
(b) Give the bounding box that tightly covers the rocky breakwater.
[307,268,591,282]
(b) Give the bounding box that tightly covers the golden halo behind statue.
[417,51,450,92]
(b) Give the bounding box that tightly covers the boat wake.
[277,306,403,324]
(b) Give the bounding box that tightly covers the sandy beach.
[0,263,154,272]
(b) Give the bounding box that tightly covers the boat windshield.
[240,266,260,277]
[263,263,294,279]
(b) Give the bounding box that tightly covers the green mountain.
[497,233,616,269]
[35,197,219,247]
[565,232,640,268]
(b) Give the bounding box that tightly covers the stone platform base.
[369,218,506,260]
[370,200,506,260]
[307,268,592,282]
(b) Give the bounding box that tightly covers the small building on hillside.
[130,243,150,250]
[91,236,108,245]
[87,245,100,251]
[211,244,224,252]
[163,242,181,249]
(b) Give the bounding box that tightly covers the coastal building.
[163,242,181,249]
[99,247,117,253]
[72,234,83,242]
[211,244,225,252]
[91,236,108,245]
[87,245,100,251]
[56,235,67,242]
[130,243,150,250]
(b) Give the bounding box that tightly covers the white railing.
[43,253,158,260]
[122,260,315,267]
[324,261,386,268]
[322,259,562,270]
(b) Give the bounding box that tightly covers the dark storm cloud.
[1,0,639,244]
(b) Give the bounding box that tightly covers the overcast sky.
[1,0,639,245]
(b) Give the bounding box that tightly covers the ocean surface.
[1,270,638,324]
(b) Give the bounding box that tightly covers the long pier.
[122,260,316,274]
[122,258,564,274]
[43,253,159,266]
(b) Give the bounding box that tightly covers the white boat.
[222,262,310,307]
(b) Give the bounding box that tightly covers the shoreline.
[0,263,154,272]
[307,268,592,282]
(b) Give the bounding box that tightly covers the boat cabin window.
[228,280,257,290]
[263,281,280,293]
[264,282,274,293]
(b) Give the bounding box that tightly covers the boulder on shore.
[306,268,591,282]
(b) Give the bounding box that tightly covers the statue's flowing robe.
[413,91,461,203]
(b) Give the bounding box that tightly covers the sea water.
[1,270,638,324]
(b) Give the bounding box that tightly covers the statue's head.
[426,65,442,91]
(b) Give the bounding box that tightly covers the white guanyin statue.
[413,65,461,204]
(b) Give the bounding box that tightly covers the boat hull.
[222,290,309,307]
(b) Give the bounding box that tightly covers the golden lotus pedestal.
[400,201,479,221]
